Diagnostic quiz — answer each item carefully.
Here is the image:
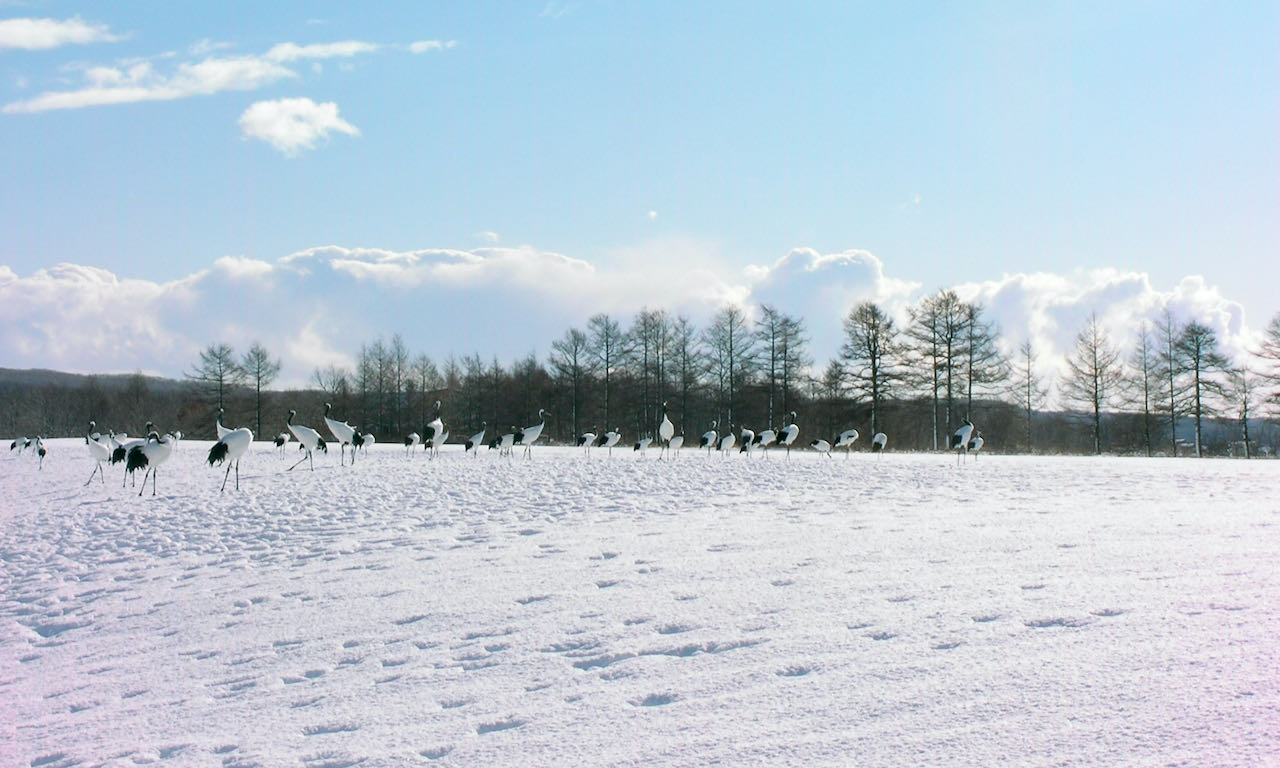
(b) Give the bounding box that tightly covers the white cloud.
[0,16,118,50]
[0,245,1264,391]
[476,231,501,243]
[647,210,658,221]
[2,38,381,114]
[265,41,379,62]
[238,98,360,156]
[409,40,457,54]
[4,54,296,113]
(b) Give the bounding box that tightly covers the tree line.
[5,295,1280,457]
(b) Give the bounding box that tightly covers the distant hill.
[0,367,193,394]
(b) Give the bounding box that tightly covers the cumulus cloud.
[0,16,119,50]
[0,244,1263,392]
[238,98,360,155]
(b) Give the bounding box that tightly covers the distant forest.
[5,292,1280,457]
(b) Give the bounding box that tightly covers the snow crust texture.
[3,441,1279,767]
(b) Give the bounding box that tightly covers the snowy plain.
[2,437,1278,768]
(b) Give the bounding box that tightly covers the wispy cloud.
[0,16,119,50]
[2,39,383,114]
[265,40,379,62]
[238,98,360,156]
[408,40,457,54]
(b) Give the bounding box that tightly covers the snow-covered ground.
[3,438,1278,767]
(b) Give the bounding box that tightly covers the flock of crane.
[9,402,985,496]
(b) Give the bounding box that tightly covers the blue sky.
[1,2,1276,386]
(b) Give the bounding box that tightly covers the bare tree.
[186,343,244,422]
[1124,322,1160,456]
[1060,313,1125,454]
[1009,339,1049,453]
[961,302,1009,415]
[1257,312,1280,412]
[588,314,626,432]
[549,327,595,438]
[839,301,901,435]
[1175,321,1229,457]
[905,290,967,449]
[1223,367,1260,458]
[702,305,757,425]
[241,343,281,438]
[1155,309,1188,454]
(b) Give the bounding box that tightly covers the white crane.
[577,428,598,454]
[404,432,421,456]
[810,438,832,457]
[423,401,445,458]
[951,419,975,464]
[33,436,47,470]
[634,436,653,456]
[658,403,675,459]
[753,426,778,458]
[274,432,291,455]
[598,427,622,456]
[286,410,325,472]
[323,403,358,466]
[356,430,375,454]
[738,426,755,455]
[127,431,176,496]
[778,412,800,458]
[10,436,31,453]
[871,432,888,454]
[216,408,231,439]
[464,422,487,456]
[514,409,547,459]
[112,422,152,468]
[668,434,684,456]
[834,428,859,458]
[208,426,253,492]
[699,420,719,455]
[85,421,111,485]
[717,424,736,455]
[968,431,984,460]
[492,427,517,458]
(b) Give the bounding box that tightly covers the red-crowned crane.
[577,428,598,455]
[216,408,231,439]
[699,421,718,455]
[779,412,800,458]
[951,419,975,465]
[323,403,358,466]
[717,424,736,455]
[85,421,111,485]
[286,410,325,472]
[599,427,621,456]
[274,432,291,456]
[738,426,755,455]
[127,431,176,496]
[208,426,253,492]
[404,432,421,456]
[753,426,778,458]
[658,403,676,459]
[834,428,859,458]
[464,422,487,456]
[423,401,446,458]
[810,438,832,457]
[871,431,888,455]
[514,409,547,459]
[968,431,984,460]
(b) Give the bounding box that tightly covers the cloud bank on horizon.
[0,243,1255,396]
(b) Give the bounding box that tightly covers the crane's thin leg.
[288,452,309,471]
[221,464,232,492]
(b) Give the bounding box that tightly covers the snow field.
[2,440,1278,767]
